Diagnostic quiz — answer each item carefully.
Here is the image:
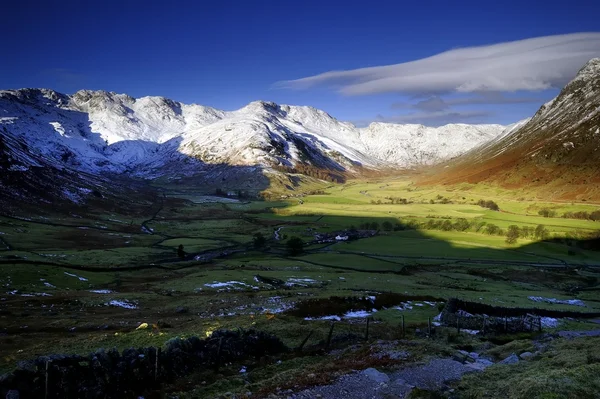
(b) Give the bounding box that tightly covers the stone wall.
[0,329,288,399]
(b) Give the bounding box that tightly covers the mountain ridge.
[0,88,505,178]
[421,58,600,201]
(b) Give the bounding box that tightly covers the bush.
[485,224,501,235]
[286,236,304,256]
[506,225,520,244]
[253,232,266,249]
[477,199,500,211]
[538,208,557,218]
[535,224,549,240]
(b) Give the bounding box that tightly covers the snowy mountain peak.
[573,58,600,82]
[0,88,506,179]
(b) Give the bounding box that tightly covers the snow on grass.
[43,282,56,288]
[528,296,585,307]
[204,281,259,291]
[64,272,88,281]
[345,309,377,318]
[90,289,113,294]
[262,296,294,314]
[285,277,319,287]
[106,300,137,309]
[540,317,561,328]
[394,301,414,311]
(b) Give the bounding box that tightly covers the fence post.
[326,322,335,349]
[297,331,313,352]
[401,315,405,338]
[155,347,161,381]
[45,360,50,399]
[428,317,431,337]
[214,337,223,371]
[365,317,370,341]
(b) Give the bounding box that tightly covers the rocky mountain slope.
[0,89,504,179]
[422,58,600,201]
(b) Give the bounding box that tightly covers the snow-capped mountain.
[426,58,600,201]
[0,89,504,179]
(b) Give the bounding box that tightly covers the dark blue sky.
[3,0,600,126]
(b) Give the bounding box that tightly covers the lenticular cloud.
[277,33,600,95]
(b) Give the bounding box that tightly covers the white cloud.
[392,93,547,112]
[277,33,600,95]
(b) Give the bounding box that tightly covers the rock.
[136,322,149,330]
[362,367,390,384]
[5,390,19,399]
[453,353,468,363]
[175,306,188,314]
[519,351,533,360]
[16,360,35,372]
[465,362,487,371]
[500,353,519,365]
[475,358,494,367]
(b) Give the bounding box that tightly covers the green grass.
[459,337,600,399]
[2,174,600,394]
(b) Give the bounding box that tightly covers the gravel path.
[279,358,481,399]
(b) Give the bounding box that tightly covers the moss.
[459,337,600,399]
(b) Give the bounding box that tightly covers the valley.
[2,176,600,398]
[1,45,599,398]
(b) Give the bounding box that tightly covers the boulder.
[500,353,519,365]
[5,390,19,399]
[362,368,390,384]
[519,351,533,360]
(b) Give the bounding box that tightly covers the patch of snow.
[90,289,113,294]
[345,309,376,318]
[106,299,137,309]
[64,272,88,281]
[43,282,56,288]
[204,281,253,290]
[540,317,561,328]
[285,278,319,287]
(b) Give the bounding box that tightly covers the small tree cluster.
[538,208,557,218]
[477,199,500,211]
[286,236,304,256]
[506,225,520,244]
[253,233,267,249]
[562,210,600,221]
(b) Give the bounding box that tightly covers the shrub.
[485,224,500,235]
[535,224,549,240]
[286,236,304,256]
[253,232,266,249]
[477,199,499,211]
[506,225,520,244]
